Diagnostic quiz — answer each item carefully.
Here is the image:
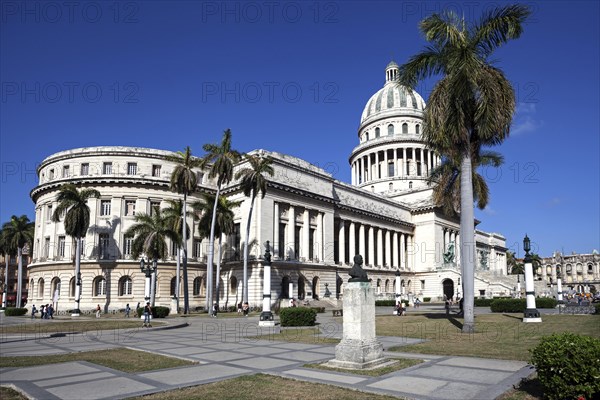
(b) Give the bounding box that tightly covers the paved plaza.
[0,309,535,400]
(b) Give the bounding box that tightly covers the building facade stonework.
[28,63,516,312]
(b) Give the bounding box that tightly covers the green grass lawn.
[126,373,404,400]
[0,348,195,372]
[378,313,600,361]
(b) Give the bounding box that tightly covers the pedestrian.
[95,304,101,318]
[125,303,131,318]
[48,304,54,319]
[445,298,451,316]
[237,302,242,314]
[212,302,218,318]
[142,302,152,327]
[31,305,37,319]
[242,302,249,316]
[40,304,46,319]
[415,298,421,308]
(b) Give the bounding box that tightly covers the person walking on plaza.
[40,304,46,319]
[212,302,218,318]
[242,302,249,316]
[31,305,37,319]
[143,302,152,327]
[48,304,54,319]
[125,303,131,318]
[95,304,101,318]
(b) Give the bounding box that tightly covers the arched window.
[38,278,45,298]
[69,277,76,297]
[375,127,380,138]
[415,124,420,134]
[193,277,202,296]
[51,277,61,298]
[409,181,413,189]
[94,276,106,296]
[402,123,408,134]
[119,276,132,296]
[389,183,393,191]
[230,276,238,296]
[388,124,394,135]
[170,277,177,296]
[365,132,369,141]
[30,279,34,297]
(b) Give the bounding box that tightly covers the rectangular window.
[62,165,70,177]
[81,163,89,175]
[279,223,286,258]
[171,240,178,257]
[196,172,204,185]
[127,163,137,175]
[49,169,55,180]
[46,204,53,220]
[193,239,202,258]
[58,236,66,257]
[100,200,111,216]
[99,234,110,259]
[125,200,136,216]
[152,164,161,177]
[123,235,133,257]
[150,201,161,216]
[420,280,425,290]
[388,162,394,177]
[44,237,50,258]
[103,162,113,175]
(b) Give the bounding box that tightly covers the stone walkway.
[0,312,533,400]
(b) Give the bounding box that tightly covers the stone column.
[338,219,346,265]
[383,149,389,178]
[455,233,460,266]
[288,205,295,260]
[317,212,324,262]
[358,224,365,261]
[400,233,406,270]
[349,222,356,263]
[376,228,383,268]
[273,202,280,259]
[385,230,391,268]
[407,235,412,271]
[302,209,310,260]
[393,148,398,177]
[392,232,399,268]
[368,226,375,267]
[367,154,372,181]
[375,151,380,180]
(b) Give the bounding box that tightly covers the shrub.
[490,299,526,312]
[375,300,396,306]
[279,307,316,327]
[422,297,431,302]
[153,306,170,318]
[310,307,325,313]
[530,333,600,400]
[536,298,558,308]
[4,307,28,316]
[475,298,495,307]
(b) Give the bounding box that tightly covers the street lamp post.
[259,241,275,327]
[140,257,158,306]
[556,266,563,303]
[523,235,542,323]
[394,269,401,305]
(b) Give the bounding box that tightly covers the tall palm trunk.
[175,247,181,312]
[16,247,23,308]
[74,237,82,314]
[216,236,222,305]
[460,153,476,333]
[182,193,189,314]
[206,184,221,311]
[243,190,256,304]
[2,256,8,308]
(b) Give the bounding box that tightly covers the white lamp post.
[556,266,563,303]
[259,241,275,327]
[140,257,158,306]
[523,235,542,323]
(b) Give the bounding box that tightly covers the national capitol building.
[28,62,522,312]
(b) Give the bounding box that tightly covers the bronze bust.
[348,255,369,282]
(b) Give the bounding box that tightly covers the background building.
[27,63,513,312]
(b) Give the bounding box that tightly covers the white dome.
[360,62,426,127]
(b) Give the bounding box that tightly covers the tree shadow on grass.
[414,313,464,330]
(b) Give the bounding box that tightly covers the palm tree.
[200,129,241,310]
[235,153,274,303]
[51,184,100,314]
[2,215,34,308]
[530,253,543,278]
[0,227,16,308]
[506,250,520,275]
[428,151,503,216]
[125,208,179,305]
[193,193,240,307]
[163,199,192,312]
[168,146,203,314]
[399,5,530,333]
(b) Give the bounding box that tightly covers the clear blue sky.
[1,1,598,258]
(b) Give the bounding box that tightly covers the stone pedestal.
[327,281,385,369]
